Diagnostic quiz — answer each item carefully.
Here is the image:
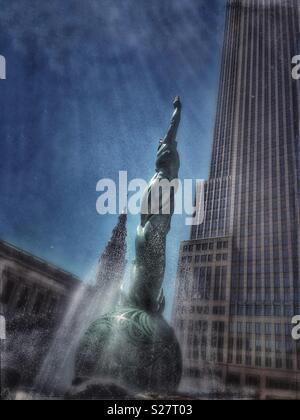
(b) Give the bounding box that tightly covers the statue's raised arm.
[163,96,182,145]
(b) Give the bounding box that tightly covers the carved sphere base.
[74,306,182,394]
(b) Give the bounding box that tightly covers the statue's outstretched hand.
[173,96,182,110]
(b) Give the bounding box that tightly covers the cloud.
[0,0,225,75]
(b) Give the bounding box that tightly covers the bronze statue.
[74,97,183,395]
[128,96,182,313]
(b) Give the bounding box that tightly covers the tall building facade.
[173,0,300,399]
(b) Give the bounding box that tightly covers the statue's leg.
[128,215,170,312]
[128,175,174,312]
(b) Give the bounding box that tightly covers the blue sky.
[0,0,225,317]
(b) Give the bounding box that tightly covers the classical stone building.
[173,0,300,399]
[0,240,79,388]
[0,213,128,397]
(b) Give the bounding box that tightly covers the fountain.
[74,97,183,396]
[35,213,127,396]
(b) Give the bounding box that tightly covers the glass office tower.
[173,0,300,399]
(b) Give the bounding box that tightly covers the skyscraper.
[173,0,300,399]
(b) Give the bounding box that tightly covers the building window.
[245,375,260,387]
[265,323,272,336]
[17,287,30,311]
[237,305,244,316]
[284,305,293,317]
[33,292,45,315]
[274,305,282,317]
[245,355,252,366]
[227,373,241,385]
[255,357,262,367]
[265,305,272,316]
[265,358,272,368]
[255,337,262,353]
[255,323,262,335]
[255,305,263,316]
[1,279,15,304]
[246,305,253,316]
[236,354,243,365]
[275,324,282,336]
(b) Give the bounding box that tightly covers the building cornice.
[0,240,80,289]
